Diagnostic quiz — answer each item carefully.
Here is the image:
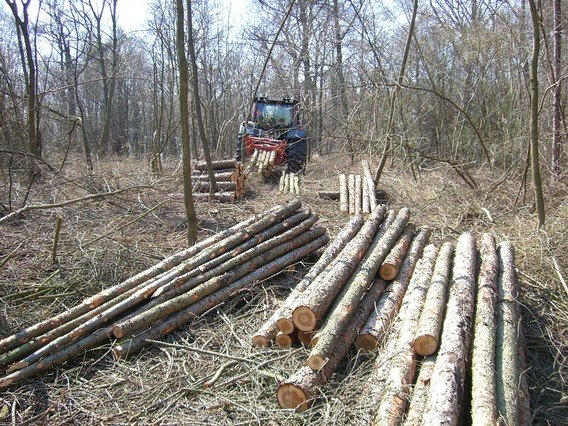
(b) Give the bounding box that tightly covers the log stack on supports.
[0,199,328,388]
[192,159,246,202]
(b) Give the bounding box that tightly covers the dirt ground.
[0,153,566,425]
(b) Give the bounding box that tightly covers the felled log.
[297,330,315,347]
[251,215,365,347]
[245,150,260,173]
[112,227,327,339]
[293,174,300,195]
[362,160,378,211]
[191,171,235,182]
[379,223,416,280]
[362,178,370,213]
[193,181,236,193]
[496,241,521,426]
[113,233,330,359]
[471,234,499,426]
[275,331,297,348]
[318,189,388,202]
[195,159,236,171]
[413,241,454,355]
[0,204,284,357]
[192,193,236,203]
[354,175,362,214]
[348,174,356,214]
[307,208,410,371]
[292,206,386,332]
[372,244,437,425]
[355,226,432,352]
[423,232,477,425]
[403,355,436,426]
[277,277,387,411]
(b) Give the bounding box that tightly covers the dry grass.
[0,152,566,425]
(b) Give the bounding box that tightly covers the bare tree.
[552,0,562,180]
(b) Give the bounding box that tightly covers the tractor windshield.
[254,103,294,129]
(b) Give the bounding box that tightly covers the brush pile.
[0,199,328,389]
[256,207,528,425]
[192,159,246,202]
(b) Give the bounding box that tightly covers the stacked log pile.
[279,171,301,195]
[0,199,328,389]
[192,159,246,202]
[243,149,278,176]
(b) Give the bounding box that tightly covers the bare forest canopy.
[0,1,565,218]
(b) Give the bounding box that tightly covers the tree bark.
[277,277,387,411]
[195,159,237,171]
[252,215,364,346]
[362,160,377,210]
[192,182,236,193]
[413,241,454,355]
[402,355,436,426]
[192,193,235,203]
[471,234,499,426]
[354,175,362,214]
[372,244,437,425]
[292,206,386,332]
[379,223,416,280]
[423,232,477,425]
[362,178,370,213]
[355,226,432,352]
[348,173,356,214]
[552,0,562,180]
[496,241,521,425]
[307,208,410,370]
[113,234,329,359]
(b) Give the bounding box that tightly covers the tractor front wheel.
[286,139,308,174]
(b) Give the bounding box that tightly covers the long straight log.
[403,355,436,426]
[348,174,356,214]
[413,241,454,355]
[339,174,348,212]
[379,223,416,280]
[112,226,326,340]
[191,171,235,181]
[193,181,236,193]
[0,203,286,356]
[496,241,521,426]
[307,208,411,370]
[423,232,477,425]
[277,277,388,411]
[362,160,378,211]
[292,206,387,332]
[195,159,236,171]
[7,201,303,370]
[113,234,330,359]
[373,244,438,425]
[362,178,370,213]
[252,215,365,347]
[193,193,236,203]
[318,189,387,202]
[471,234,499,426]
[354,175,362,215]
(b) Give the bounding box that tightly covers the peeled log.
[413,241,454,355]
[307,208,411,371]
[113,234,330,359]
[277,277,387,411]
[423,232,477,426]
[348,174,356,214]
[362,178,370,213]
[0,203,286,356]
[292,206,386,332]
[403,355,436,426]
[373,244,437,425]
[496,241,521,426]
[379,223,416,280]
[251,215,364,348]
[355,226,432,352]
[362,160,378,211]
[471,234,499,426]
[354,175,362,215]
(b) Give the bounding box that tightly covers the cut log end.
[112,325,125,339]
[307,354,326,371]
[413,334,438,356]
[277,318,295,335]
[355,334,378,353]
[292,307,317,332]
[277,383,311,412]
[112,345,127,360]
[297,330,315,347]
[379,264,398,281]
[275,332,294,348]
[252,335,271,348]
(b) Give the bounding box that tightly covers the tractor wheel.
[286,139,307,174]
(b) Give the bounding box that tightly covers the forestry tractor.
[236,97,308,174]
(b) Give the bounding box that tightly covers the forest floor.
[0,152,567,425]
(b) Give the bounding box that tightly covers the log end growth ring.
[277,318,295,335]
[292,307,317,332]
[307,354,326,371]
[252,336,271,348]
[355,334,378,353]
[275,333,293,348]
[379,264,398,281]
[277,384,311,412]
[413,335,438,356]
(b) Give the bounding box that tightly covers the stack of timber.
[243,149,278,176]
[192,159,246,202]
[279,171,301,195]
[318,160,383,214]
[0,199,328,389]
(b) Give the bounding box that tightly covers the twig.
[0,243,23,269]
[552,257,568,297]
[203,360,238,388]
[52,216,63,263]
[144,339,258,363]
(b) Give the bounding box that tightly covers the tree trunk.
[372,244,437,425]
[307,208,410,370]
[413,241,454,355]
[113,234,329,359]
[496,242,521,425]
[403,355,436,426]
[552,0,562,180]
[292,206,386,332]
[277,277,387,411]
[379,223,416,280]
[423,232,477,425]
[252,215,364,346]
[471,234,499,426]
[356,226,432,352]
